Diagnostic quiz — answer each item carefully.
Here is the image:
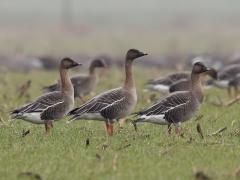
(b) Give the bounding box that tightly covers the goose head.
[126,49,148,61]
[192,62,211,75]
[61,57,82,69]
[91,58,107,68]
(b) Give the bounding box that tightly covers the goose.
[43,58,107,101]
[133,62,213,134]
[11,58,81,133]
[169,68,217,93]
[145,72,189,93]
[214,64,240,88]
[67,49,147,135]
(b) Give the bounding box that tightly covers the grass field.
[0,67,240,180]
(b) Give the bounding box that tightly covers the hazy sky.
[1,0,240,25]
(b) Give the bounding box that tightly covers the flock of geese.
[10,49,240,136]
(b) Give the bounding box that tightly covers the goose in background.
[169,68,217,93]
[212,64,240,96]
[11,58,81,133]
[133,62,214,135]
[68,49,148,136]
[145,72,189,93]
[214,64,240,88]
[43,58,107,102]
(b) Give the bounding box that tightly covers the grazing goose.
[133,62,212,134]
[43,58,107,101]
[169,68,217,93]
[214,64,240,88]
[11,58,81,133]
[68,49,148,135]
[145,72,189,93]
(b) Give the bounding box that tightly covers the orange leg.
[175,126,181,135]
[45,121,53,134]
[105,121,114,136]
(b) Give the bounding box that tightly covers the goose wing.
[71,75,89,86]
[147,72,189,85]
[169,79,191,92]
[68,87,125,119]
[136,91,191,116]
[11,91,63,115]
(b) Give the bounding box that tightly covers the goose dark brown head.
[91,58,107,68]
[192,62,210,75]
[126,49,148,61]
[61,57,82,69]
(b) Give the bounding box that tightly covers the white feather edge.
[67,113,105,124]
[14,101,64,124]
[138,100,190,125]
[145,84,170,93]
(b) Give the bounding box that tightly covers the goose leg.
[174,123,181,135]
[234,86,239,97]
[105,120,114,136]
[167,124,172,135]
[44,120,53,133]
[227,86,232,98]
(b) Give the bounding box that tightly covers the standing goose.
[145,72,189,93]
[169,68,217,93]
[11,58,81,133]
[43,58,107,101]
[68,49,147,135]
[133,62,212,134]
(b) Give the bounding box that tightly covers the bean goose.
[43,58,106,101]
[133,62,213,134]
[169,68,217,93]
[212,64,240,96]
[145,72,189,93]
[11,58,81,133]
[68,49,148,135]
[214,64,240,88]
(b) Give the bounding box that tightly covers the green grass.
[0,67,240,180]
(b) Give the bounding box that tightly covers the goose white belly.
[146,84,169,93]
[79,113,105,121]
[21,112,44,124]
[139,114,170,125]
[214,80,229,88]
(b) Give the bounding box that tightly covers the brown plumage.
[133,62,214,135]
[11,58,81,133]
[68,49,148,135]
[43,59,106,101]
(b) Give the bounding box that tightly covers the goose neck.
[60,68,74,96]
[124,59,135,90]
[191,74,203,102]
